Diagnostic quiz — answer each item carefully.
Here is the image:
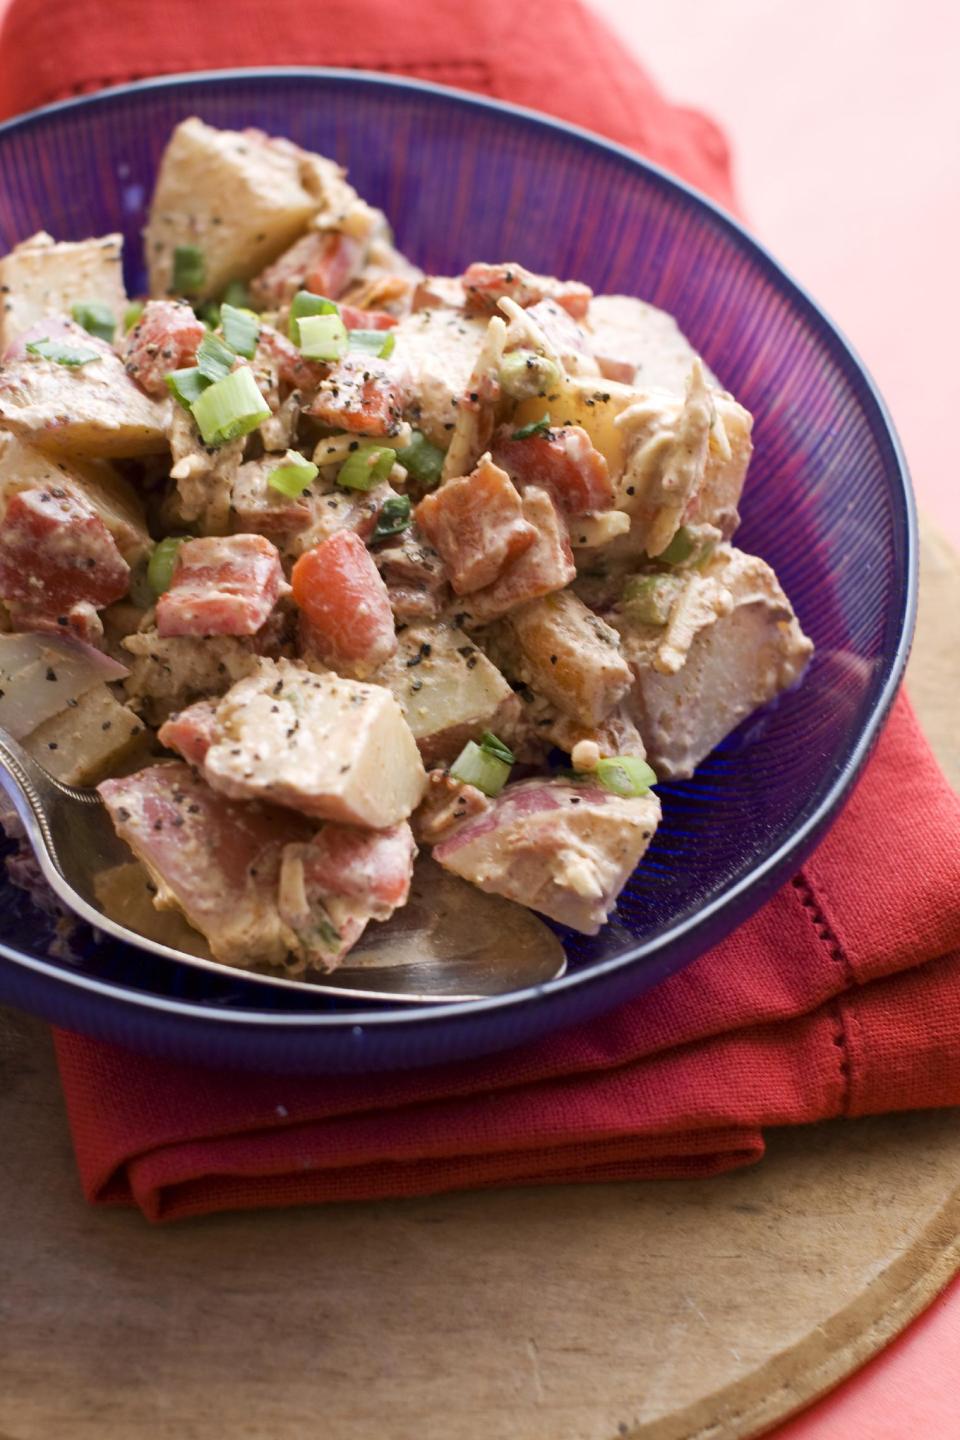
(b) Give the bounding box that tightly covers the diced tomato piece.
[291,529,397,672]
[255,324,328,394]
[300,821,415,913]
[338,304,398,331]
[158,700,221,767]
[123,300,206,397]
[493,425,613,515]
[305,354,409,436]
[415,456,536,595]
[460,486,576,624]
[460,262,592,321]
[250,230,364,310]
[0,486,129,616]
[156,534,286,638]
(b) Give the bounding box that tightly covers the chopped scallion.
[25,337,101,367]
[479,731,515,766]
[348,328,396,359]
[499,350,561,401]
[172,244,206,295]
[594,756,657,798]
[198,302,221,330]
[147,536,186,596]
[166,366,211,409]
[337,443,396,491]
[297,311,348,362]
[268,457,320,497]
[123,300,145,332]
[621,573,682,627]
[450,739,512,797]
[196,331,236,383]
[657,526,695,566]
[190,367,270,446]
[70,299,116,344]
[510,412,552,441]
[289,290,338,342]
[370,494,412,542]
[393,430,445,489]
[222,280,254,311]
[317,918,342,949]
[220,302,260,359]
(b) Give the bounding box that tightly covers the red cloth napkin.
[4,0,960,1223]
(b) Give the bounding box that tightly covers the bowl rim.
[0,65,918,1033]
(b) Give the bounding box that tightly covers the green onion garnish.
[222,280,254,311]
[450,739,512,797]
[510,412,552,441]
[499,350,561,401]
[123,300,145,332]
[190,367,271,447]
[657,526,696,566]
[370,494,412,542]
[297,312,348,362]
[70,300,116,344]
[221,303,260,360]
[594,756,657,798]
[147,536,186,596]
[173,244,206,296]
[348,329,396,359]
[479,731,515,766]
[393,430,445,489]
[196,331,236,383]
[25,337,101,367]
[197,302,221,330]
[621,573,682,627]
[289,290,338,342]
[337,443,395,491]
[166,366,211,410]
[316,918,342,949]
[267,458,320,497]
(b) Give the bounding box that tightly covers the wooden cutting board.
[0,518,958,1440]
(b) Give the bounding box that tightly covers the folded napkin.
[4,0,959,1223]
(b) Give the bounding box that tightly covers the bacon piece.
[493,425,613,515]
[0,486,129,617]
[374,526,450,622]
[292,529,397,673]
[415,455,536,595]
[338,304,397,331]
[460,262,592,321]
[255,324,327,394]
[460,486,576,624]
[305,354,409,436]
[250,230,365,310]
[123,300,206,396]
[158,699,220,767]
[155,534,286,638]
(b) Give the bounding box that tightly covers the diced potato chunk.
[501,590,632,728]
[23,683,146,784]
[374,619,515,766]
[0,347,169,458]
[615,545,814,778]
[145,119,319,300]
[0,231,126,350]
[586,294,712,393]
[391,308,489,446]
[122,629,261,725]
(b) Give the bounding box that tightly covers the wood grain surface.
[0,519,957,1440]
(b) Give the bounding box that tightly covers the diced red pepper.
[156,534,286,638]
[460,486,576,624]
[0,485,129,616]
[123,300,205,396]
[158,700,221,767]
[305,354,409,436]
[460,262,592,321]
[415,456,536,595]
[291,529,397,672]
[493,425,613,515]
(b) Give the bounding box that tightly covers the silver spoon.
[0,728,566,1003]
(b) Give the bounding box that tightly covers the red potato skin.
[158,700,221,767]
[301,822,416,912]
[156,534,286,639]
[123,300,206,397]
[415,458,536,595]
[292,529,397,672]
[0,486,129,614]
[492,426,613,515]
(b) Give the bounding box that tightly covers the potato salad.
[0,118,813,974]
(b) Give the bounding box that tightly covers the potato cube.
[0,347,169,458]
[23,683,147,785]
[0,231,126,350]
[501,590,631,728]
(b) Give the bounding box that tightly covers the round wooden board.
[1,519,958,1440]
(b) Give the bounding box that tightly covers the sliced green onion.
[147,536,186,596]
[393,430,445,489]
[123,300,145,332]
[222,280,253,311]
[196,331,236,383]
[25,337,101,367]
[479,731,515,766]
[657,526,696,566]
[348,328,396,359]
[173,244,205,296]
[221,302,260,359]
[511,412,552,441]
[70,299,116,344]
[499,350,561,401]
[450,739,511,797]
[297,312,348,362]
[594,756,657,798]
[190,367,270,446]
[621,573,682,627]
[289,290,338,342]
[166,366,211,409]
[268,458,320,497]
[197,302,221,330]
[316,918,342,949]
[370,494,412,543]
[337,443,395,491]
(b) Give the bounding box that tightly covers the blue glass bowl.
[0,69,916,1073]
